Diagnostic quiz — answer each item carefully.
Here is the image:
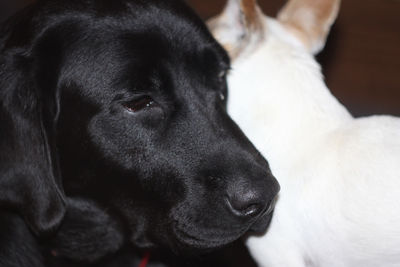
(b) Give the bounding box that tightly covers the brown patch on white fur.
[240,0,261,29]
[208,0,265,60]
[278,0,340,54]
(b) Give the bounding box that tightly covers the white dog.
[209,0,400,266]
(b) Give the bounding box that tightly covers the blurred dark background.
[0,0,399,266]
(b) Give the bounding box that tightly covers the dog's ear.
[0,23,66,236]
[278,0,341,54]
[208,0,265,60]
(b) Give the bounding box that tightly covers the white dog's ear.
[208,0,265,60]
[278,0,341,54]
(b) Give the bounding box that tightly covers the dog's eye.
[123,96,156,112]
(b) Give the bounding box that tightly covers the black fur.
[0,0,279,266]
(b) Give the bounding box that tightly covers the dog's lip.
[172,225,242,250]
[248,209,274,234]
[248,196,277,234]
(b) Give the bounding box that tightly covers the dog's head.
[0,0,279,253]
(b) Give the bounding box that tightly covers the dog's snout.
[226,177,279,218]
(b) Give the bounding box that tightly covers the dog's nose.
[227,191,265,217]
[226,178,279,218]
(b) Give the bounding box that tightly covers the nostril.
[240,203,263,217]
[226,194,265,218]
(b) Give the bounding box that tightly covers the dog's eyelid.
[122,95,158,113]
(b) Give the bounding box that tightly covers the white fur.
[225,16,400,267]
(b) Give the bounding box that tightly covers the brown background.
[186,0,400,117]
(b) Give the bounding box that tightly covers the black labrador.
[0,0,279,266]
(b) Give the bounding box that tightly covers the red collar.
[138,252,151,267]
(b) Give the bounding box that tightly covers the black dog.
[0,0,279,266]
